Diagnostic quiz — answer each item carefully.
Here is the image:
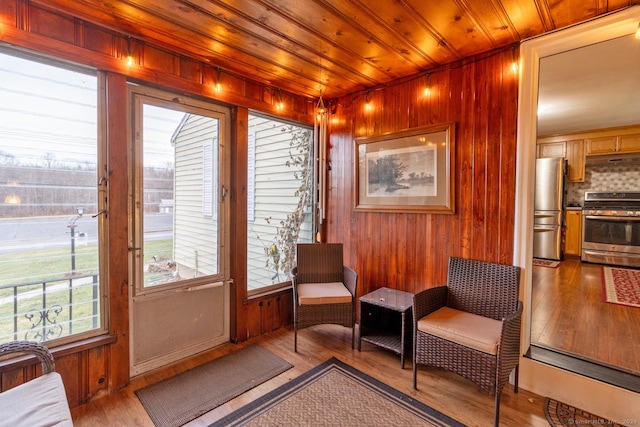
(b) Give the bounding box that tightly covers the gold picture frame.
[354,122,455,214]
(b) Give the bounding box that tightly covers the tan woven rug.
[209,357,465,426]
[135,344,292,427]
[544,397,625,426]
[602,266,640,308]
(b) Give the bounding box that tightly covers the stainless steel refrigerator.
[533,157,566,260]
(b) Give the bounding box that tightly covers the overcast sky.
[0,52,182,168]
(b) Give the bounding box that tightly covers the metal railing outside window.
[0,274,100,344]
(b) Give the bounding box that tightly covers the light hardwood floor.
[71,325,549,427]
[531,259,640,374]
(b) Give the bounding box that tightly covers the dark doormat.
[544,397,626,427]
[135,344,292,427]
[210,357,466,426]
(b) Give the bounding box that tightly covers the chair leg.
[412,333,418,389]
[294,325,298,352]
[494,392,501,427]
[351,326,355,349]
[514,364,519,393]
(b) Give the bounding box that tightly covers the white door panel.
[131,283,229,376]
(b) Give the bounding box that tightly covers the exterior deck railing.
[0,273,99,343]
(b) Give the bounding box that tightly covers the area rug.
[533,258,561,268]
[544,397,624,426]
[209,357,465,427]
[135,344,293,427]
[601,266,640,308]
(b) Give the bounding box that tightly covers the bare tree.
[43,152,57,168]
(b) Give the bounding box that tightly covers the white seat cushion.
[297,282,352,305]
[417,306,502,355]
[0,372,73,427]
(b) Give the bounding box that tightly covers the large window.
[247,113,314,293]
[0,52,103,344]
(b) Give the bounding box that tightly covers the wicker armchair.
[0,340,73,426]
[290,243,357,352]
[412,257,522,427]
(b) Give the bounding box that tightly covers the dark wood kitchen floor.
[531,258,640,375]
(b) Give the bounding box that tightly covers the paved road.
[0,213,173,254]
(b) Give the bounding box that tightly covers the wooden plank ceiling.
[36,0,634,100]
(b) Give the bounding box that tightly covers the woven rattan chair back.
[446,256,521,320]
[295,243,344,284]
[0,340,56,374]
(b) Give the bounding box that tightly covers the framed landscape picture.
[354,122,455,213]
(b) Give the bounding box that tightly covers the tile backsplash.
[567,163,640,205]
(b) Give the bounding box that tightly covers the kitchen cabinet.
[565,140,585,182]
[564,209,582,257]
[586,133,640,155]
[585,136,617,154]
[537,141,565,158]
[618,134,640,153]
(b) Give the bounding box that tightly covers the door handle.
[584,215,639,221]
[534,227,555,232]
[183,281,224,292]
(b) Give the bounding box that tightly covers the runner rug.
[544,397,625,427]
[135,344,293,427]
[601,266,640,308]
[533,258,561,268]
[209,357,465,427]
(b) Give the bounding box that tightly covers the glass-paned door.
[128,87,230,375]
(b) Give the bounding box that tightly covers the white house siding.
[247,114,313,291]
[173,114,220,278]
[171,112,312,289]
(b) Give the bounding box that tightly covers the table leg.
[400,311,405,369]
[358,301,363,352]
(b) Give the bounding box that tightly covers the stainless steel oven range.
[582,191,640,267]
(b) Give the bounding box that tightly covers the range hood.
[585,153,640,165]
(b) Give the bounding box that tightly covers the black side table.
[358,287,414,368]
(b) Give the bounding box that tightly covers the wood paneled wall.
[0,0,519,409]
[327,50,519,299]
